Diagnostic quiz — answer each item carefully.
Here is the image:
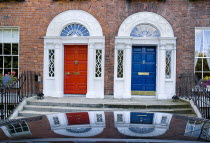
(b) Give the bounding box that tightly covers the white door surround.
[114,12,177,99]
[43,10,105,98]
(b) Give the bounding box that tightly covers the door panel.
[130,112,154,124]
[131,46,156,95]
[66,112,90,125]
[64,45,87,94]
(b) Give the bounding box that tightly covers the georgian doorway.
[114,12,176,99]
[44,10,105,98]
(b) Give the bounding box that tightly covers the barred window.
[49,49,55,77]
[96,114,103,122]
[166,51,172,79]
[0,28,19,77]
[117,114,123,122]
[95,50,102,77]
[117,50,124,78]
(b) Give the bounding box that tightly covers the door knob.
[65,72,70,75]
[74,61,78,65]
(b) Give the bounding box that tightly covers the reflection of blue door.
[130,112,154,124]
[131,46,156,95]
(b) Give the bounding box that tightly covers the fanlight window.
[130,24,160,37]
[60,24,90,37]
[66,128,92,133]
[129,127,155,134]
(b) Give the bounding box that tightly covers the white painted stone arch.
[118,12,174,37]
[114,12,176,99]
[46,10,103,36]
[44,10,105,98]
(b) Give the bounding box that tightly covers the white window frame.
[0,26,19,77]
[194,27,210,79]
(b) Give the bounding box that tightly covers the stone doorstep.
[10,96,196,119]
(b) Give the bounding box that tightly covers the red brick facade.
[0,0,209,95]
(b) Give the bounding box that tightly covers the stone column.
[54,42,62,97]
[43,43,48,95]
[86,42,95,98]
[123,43,132,98]
[158,44,166,99]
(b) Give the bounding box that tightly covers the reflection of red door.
[66,112,90,125]
[64,45,87,94]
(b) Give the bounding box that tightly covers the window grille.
[117,114,123,122]
[95,50,102,77]
[161,116,167,124]
[130,24,160,37]
[166,51,172,79]
[60,24,90,37]
[53,116,60,125]
[49,49,55,77]
[96,114,103,122]
[0,28,19,77]
[117,50,124,78]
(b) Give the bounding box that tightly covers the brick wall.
[0,0,210,95]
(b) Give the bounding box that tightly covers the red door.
[66,112,90,125]
[64,45,87,94]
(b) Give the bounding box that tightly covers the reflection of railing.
[0,71,40,120]
[177,73,210,119]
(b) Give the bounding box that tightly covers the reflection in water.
[0,111,209,142]
[185,118,210,140]
[114,112,172,137]
[46,112,105,137]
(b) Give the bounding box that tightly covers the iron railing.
[0,71,40,120]
[177,73,210,119]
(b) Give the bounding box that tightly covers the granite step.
[27,100,191,109]
[18,111,59,118]
[22,105,194,114]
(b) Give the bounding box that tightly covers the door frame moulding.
[114,12,177,99]
[44,10,105,98]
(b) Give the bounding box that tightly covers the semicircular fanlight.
[130,24,160,38]
[60,24,90,37]
[129,127,155,134]
[66,128,92,133]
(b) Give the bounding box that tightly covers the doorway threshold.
[64,94,85,97]
[131,95,156,99]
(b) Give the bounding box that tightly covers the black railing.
[177,73,210,119]
[0,71,40,120]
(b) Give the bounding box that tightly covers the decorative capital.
[88,42,95,47]
[125,43,132,48]
[159,44,166,50]
[54,42,62,49]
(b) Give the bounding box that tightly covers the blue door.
[130,112,154,124]
[131,46,156,95]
